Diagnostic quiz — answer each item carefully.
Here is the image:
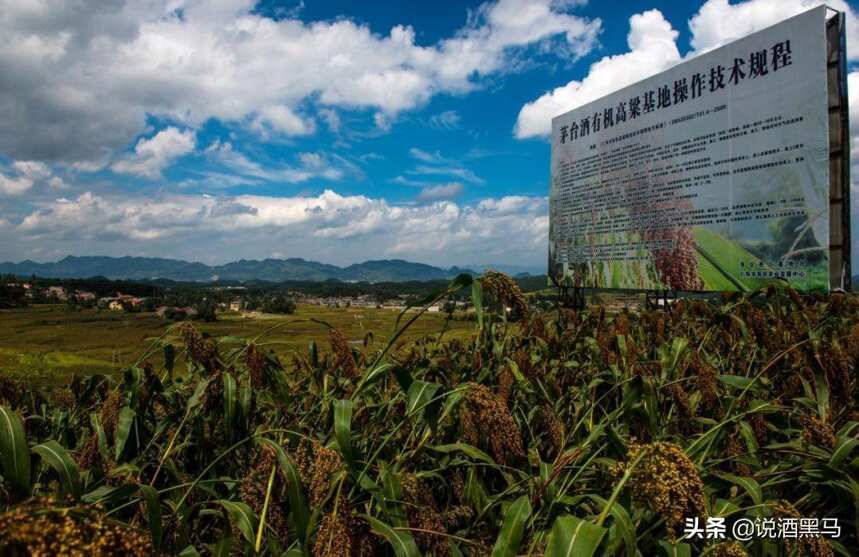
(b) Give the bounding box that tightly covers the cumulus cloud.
[0,159,67,195]
[515,10,680,138]
[112,127,196,179]
[12,161,52,181]
[10,189,548,267]
[0,172,34,196]
[250,106,315,137]
[689,0,859,60]
[417,182,464,202]
[0,0,600,165]
[516,0,859,139]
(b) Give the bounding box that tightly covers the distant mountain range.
[0,255,482,283]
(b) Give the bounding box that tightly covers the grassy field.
[0,304,473,384]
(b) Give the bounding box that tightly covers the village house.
[99,292,145,311]
[73,290,96,302]
[47,286,68,300]
[229,299,244,312]
[156,306,198,319]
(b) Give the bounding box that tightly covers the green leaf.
[406,380,441,417]
[712,498,740,517]
[718,375,757,390]
[178,545,201,557]
[587,495,635,556]
[363,514,420,557]
[829,436,859,468]
[449,273,474,291]
[491,495,532,557]
[238,382,253,430]
[658,540,692,557]
[309,341,319,368]
[213,537,233,557]
[545,515,605,557]
[217,500,258,545]
[259,438,310,543]
[333,399,354,464]
[82,484,135,506]
[187,376,213,411]
[223,373,237,442]
[393,367,414,393]
[471,281,484,330]
[114,406,136,461]
[716,472,762,505]
[737,420,759,454]
[216,336,246,345]
[163,344,175,378]
[89,413,110,463]
[0,406,31,497]
[814,371,830,420]
[380,466,408,527]
[430,443,498,468]
[32,440,81,498]
[139,484,163,549]
[359,362,395,391]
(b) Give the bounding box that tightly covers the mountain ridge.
[0,255,479,283]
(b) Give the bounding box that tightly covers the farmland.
[0,274,857,556]
[0,303,473,385]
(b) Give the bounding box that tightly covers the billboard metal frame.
[827,8,851,290]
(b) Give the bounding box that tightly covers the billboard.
[549,6,850,292]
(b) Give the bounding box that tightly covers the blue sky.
[0,0,857,272]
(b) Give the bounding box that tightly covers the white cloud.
[390,175,429,187]
[408,148,448,164]
[0,172,34,196]
[515,10,680,138]
[401,147,483,186]
[0,0,600,165]
[250,105,315,137]
[689,0,859,60]
[112,127,196,179]
[429,110,462,130]
[47,176,68,190]
[12,161,52,181]
[373,112,392,132]
[417,182,464,202]
[516,1,859,139]
[0,159,66,195]
[203,140,345,184]
[318,109,342,133]
[11,189,548,267]
[409,165,485,185]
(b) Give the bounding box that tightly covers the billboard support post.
[558,285,586,310]
[645,289,679,311]
[827,8,851,290]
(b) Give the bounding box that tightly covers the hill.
[0,255,475,283]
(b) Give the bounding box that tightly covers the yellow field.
[0,303,473,384]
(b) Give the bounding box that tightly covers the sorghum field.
[0,272,857,556]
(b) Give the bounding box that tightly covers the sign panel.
[549,6,831,291]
